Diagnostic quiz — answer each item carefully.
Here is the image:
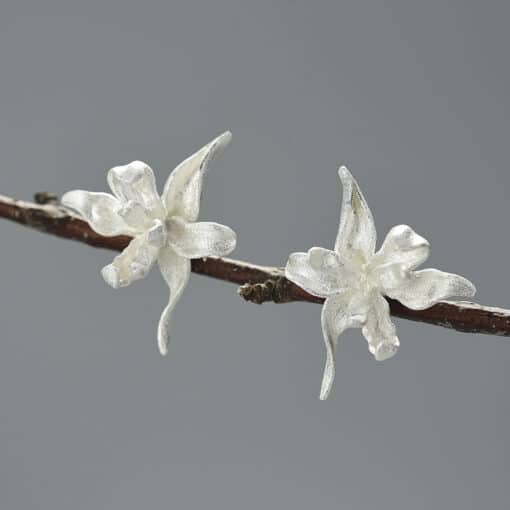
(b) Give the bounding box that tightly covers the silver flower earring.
[285,166,476,400]
[62,132,237,356]
[61,136,476,400]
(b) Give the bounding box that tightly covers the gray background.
[0,1,509,508]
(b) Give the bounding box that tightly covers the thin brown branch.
[1,193,510,337]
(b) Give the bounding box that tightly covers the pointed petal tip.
[319,370,334,400]
[101,264,121,289]
[319,354,335,401]
[214,131,232,150]
[338,165,352,181]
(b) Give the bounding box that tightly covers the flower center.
[146,219,168,248]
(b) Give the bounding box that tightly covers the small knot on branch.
[238,276,295,304]
[34,192,59,205]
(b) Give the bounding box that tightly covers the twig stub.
[238,277,299,304]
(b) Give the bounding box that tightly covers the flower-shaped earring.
[62,132,237,355]
[285,166,476,400]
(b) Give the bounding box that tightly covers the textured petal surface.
[162,131,232,221]
[167,217,237,259]
[107,161,165,218]
[117,200,155,231]
[370,225,431,292]
[61,190,132,236]
[373,224,430,272]
[386,268,476,310]
[101,234,159,289]
[334,166,377,262]
[285,247,350,298]
[319,293,362,400]
[362,293,400,361]
[157,247,191,356]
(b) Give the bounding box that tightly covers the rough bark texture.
[1,193,509,337]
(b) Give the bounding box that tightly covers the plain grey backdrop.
[0,1,509,508]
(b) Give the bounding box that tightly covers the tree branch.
[1,193,510,337]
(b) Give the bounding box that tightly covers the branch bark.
[1,193,510,337]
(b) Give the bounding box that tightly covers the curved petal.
[285,247,351,298]
[371,225,431,292]
[362,293,400,361]
[319,293,361,400]
[107,161,165,218]
[386,268,476,310]
[101,234,159,289]
[373,224,430,271]
[167,217,237,259]
[157,247,191,356]
[334,166,377,262]
[162,131,232,221]
[61,190,132,236]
